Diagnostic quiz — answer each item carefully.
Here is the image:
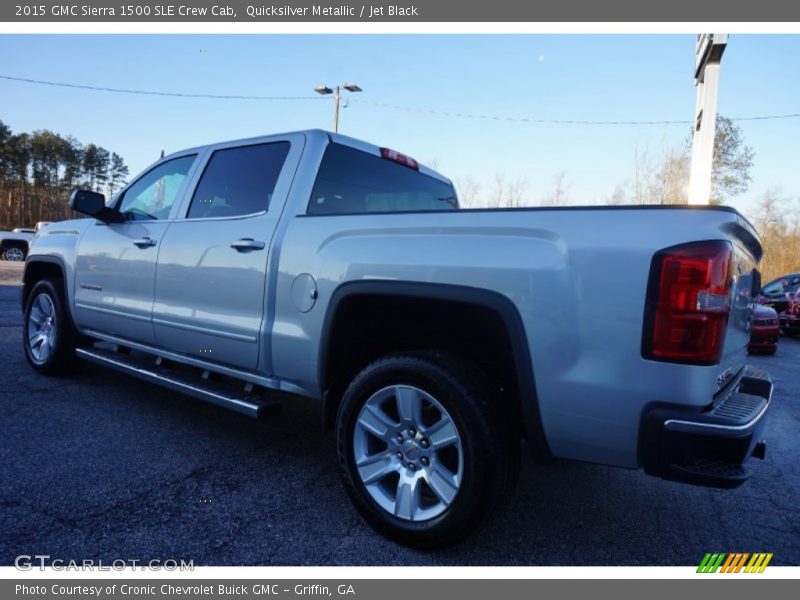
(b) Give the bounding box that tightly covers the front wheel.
[336,352,519,548]
[23,279,84,374]
[2,244,26,262]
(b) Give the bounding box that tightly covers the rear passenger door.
[152,134,302,371]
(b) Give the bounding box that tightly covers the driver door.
[73,154,199,344]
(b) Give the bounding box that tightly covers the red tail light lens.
[642,240,733,365]
[380,147,419,170]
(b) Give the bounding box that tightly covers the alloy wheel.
[27,292,57,363]
[353,384,464,522]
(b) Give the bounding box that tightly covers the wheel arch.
[22,256,68,312]
[318,280,550,459]
[1,239,29,259]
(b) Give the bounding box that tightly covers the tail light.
[642,240,733,365]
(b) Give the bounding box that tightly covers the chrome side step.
[76,346,281,418]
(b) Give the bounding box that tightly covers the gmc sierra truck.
[21,129,772,547]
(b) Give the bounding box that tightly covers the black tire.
[23,278,84,375]
[766,347,777,356]
[1,243,27,262]
[336,352,520,548]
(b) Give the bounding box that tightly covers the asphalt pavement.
[0,263,798,566]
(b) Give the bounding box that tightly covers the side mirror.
[69,189,120,223]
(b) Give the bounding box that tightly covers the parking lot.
[0,261,798,566]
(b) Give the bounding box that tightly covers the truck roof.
[162,128,453,186]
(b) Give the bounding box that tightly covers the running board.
[76,346,281,418]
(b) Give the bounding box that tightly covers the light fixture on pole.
[314,83,363,133]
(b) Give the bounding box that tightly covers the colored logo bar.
[697,552,773,573]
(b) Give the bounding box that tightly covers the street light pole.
[333,86,341,132]
[314,83,363,133]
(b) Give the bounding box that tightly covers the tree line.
[455,117,754,208]
[752,190,800,282]
[0,119,130,229]
[455,116,799,279]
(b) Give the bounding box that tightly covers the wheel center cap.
[402,439,421,460]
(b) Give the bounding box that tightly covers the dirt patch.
[0,262,23,286]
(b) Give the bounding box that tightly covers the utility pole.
[687,34,728,205]
[314,83,363,132]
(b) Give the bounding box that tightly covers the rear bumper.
[748,327,779,351]
[641,366,772,488]
[779,313,800,333]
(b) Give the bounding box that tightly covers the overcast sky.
[1,34,798,217]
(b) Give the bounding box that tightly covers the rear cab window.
[307,143,458,215]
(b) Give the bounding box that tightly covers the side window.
[787,277,800,295]
[118,155,196,221]
[186,142,290,219]
[307,144,458,215]
[761,280,785,296]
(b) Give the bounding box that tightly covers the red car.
[748,304,779,355]
[779,306,800,336]
[756,271,800,314]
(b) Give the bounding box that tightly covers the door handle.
[132,237,157,248]
[230,238,266,252]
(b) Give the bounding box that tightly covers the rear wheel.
[336,352,520,548]
[23,279,84,374]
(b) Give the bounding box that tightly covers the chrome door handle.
[230,238,266,252]
[132,237,157,248]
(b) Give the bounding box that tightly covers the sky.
[0,34,798,218]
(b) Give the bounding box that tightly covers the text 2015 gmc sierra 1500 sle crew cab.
[21,129,772,547]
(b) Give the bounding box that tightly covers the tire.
[2,243,27,262]
[23,278,84,375]
[336,352,520,548]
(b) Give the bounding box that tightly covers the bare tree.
[487,173,531,208]
[540,172,570,206]
[750,189,800,281]
[490,172,506,208]
[605,182,630,205]
[632,143,654,204]
[505,176,530,208]
[455,175,481,208]
[653,147,690,205]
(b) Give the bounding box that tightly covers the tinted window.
[187,142,289,219]
[762,277,800,296]
[307,144,458,215]
[761,281,784,295]
[118,155,196,221]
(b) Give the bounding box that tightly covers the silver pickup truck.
[1,228,36,261]
[21,129,772,547]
